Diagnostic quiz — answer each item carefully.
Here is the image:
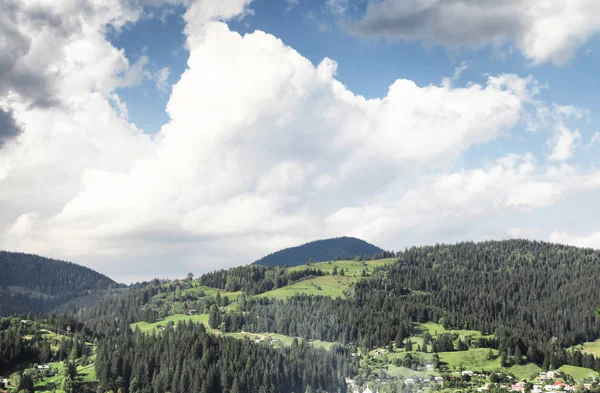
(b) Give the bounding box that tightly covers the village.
[348,370,598,393]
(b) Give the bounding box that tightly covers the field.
[131,313,211,333]
[289,258,396,276]
[570,338,600,357]
[260,275,356,299]
[557,365,599,381]
[260,258,397,299]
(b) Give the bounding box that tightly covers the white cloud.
[548,124,581,161]
[0,0,598,281]
[327,0,350,16]
[351,0,600,65]
[549,231,600,249]
[154,67,171,93]
[591,132,600,146]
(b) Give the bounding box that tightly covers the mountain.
[0,251,119,315]
[252,236,384,267]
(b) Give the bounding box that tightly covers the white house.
[405,378,415,385]
[37,364,50,370]
[362,387,373,393]
[462,370,474,377]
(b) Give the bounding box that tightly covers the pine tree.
[514,345,522,365]
[208,305,221,329]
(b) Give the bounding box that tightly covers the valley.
[2,240,600,393]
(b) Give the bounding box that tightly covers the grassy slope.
[557,365,599,381]
[261,258,397,299]
[570,338,600,357]
[362,324,547,381]
[131,313,211,333]
[128,261,599,384]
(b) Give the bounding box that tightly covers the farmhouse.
[187,309,197,315]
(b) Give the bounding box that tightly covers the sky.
[1,0,600,283]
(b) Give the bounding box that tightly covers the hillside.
[253,236,385,267]
[0,251,119,316]
[9,240,600,393]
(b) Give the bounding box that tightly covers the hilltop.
[252,236,385,267]
[0,251,120,316]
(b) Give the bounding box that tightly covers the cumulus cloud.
[548,124,581,161]
[550,231,600,249]
[350,0,600,65]
[0,108,22,147]
[0,0,597,281]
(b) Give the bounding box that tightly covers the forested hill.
[253,236,385,267]
[0,251,119,315]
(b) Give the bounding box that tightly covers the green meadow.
[131,313,211,333]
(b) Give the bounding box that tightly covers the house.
[405,379,415,385]
[187,309,197,316]
[37,364,50,370]
[434,377,444,383]
[362,387,373,393]
[1,379,7,385]
[532,385,543,393]
[462,370,474,377]
[547,371,560,379]
[539,373,551,381]
[510,382,526,392]
[476,384,491,392]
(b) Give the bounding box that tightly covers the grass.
[505,363,543,380]
[289,258,397,276]
[182,285,243,301]
[35,362,66,393]
[77,361,97,383]
[416,322,493,340]
[557,365,599,381]
[131,313,211,333]
[385,365,437,378]
[130,314,336,351]
[260,259,397,300]
[260,275,356,299]
[438,348,501,371]
[570,338,600,357]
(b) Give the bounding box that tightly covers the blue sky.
[112,0,599,168]
[1,0,600,281]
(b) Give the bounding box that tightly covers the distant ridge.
[0,251,119,315]
[253,236,384,267]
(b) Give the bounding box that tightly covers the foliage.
[0,251,119,315]
[95,321,348,393]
